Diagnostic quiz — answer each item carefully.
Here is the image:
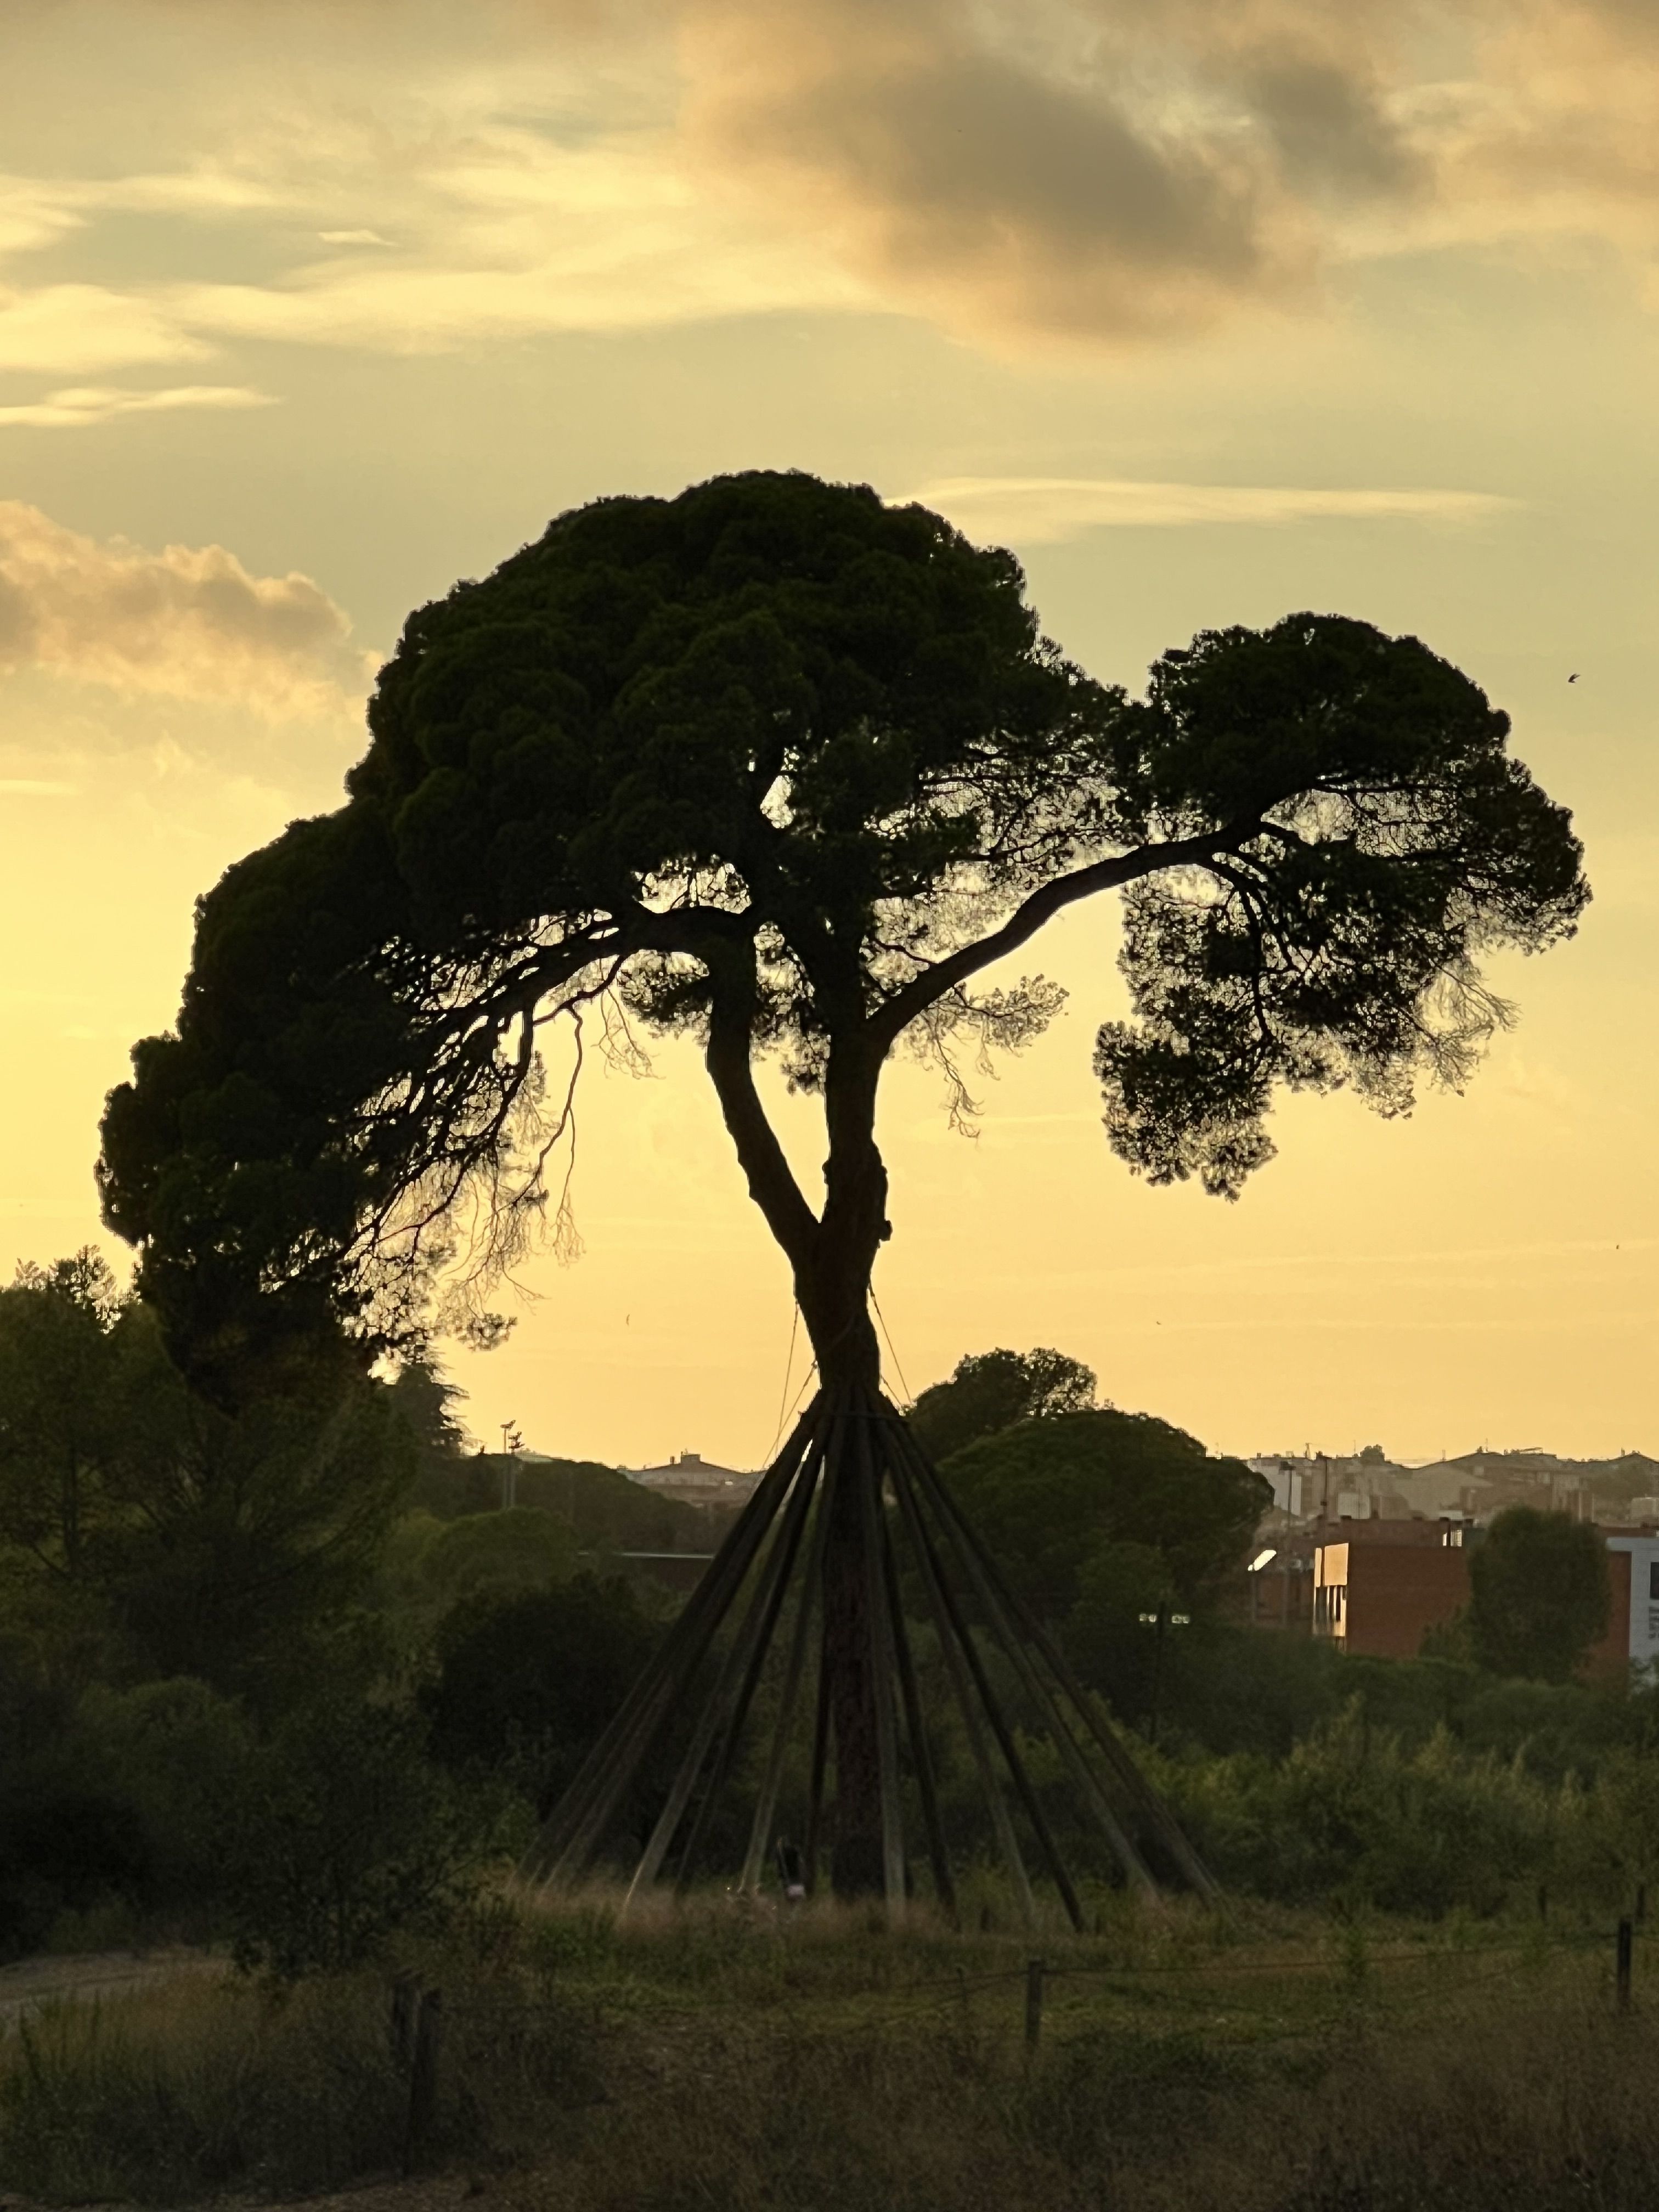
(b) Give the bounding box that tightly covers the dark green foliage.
[1468,1505,1611,1682]
[212,1685,509,1977]
[0,1252,418,1704]
[423,1576,662,1818]
[0,1249,138,1584]
[1166,1705,1559,1916]
[412,1446,720,1554]
[907,1345,1096,1462]
[105,1382,415,1705]
[1092,612,1587,1198]
[383,1358,471,1491]
[410,1505,579,1612]
[940,1408,1269,1627]
[98,471,1095,1376]
[96,473,1585,1384]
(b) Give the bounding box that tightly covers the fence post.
[390,1975,419,2070]
[1025,1958,1045,2056]
[400,1986,444,2172]
[1617,1918,1633,2013]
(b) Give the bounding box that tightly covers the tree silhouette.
[98,470,1587,1902]
[908,1346,1098,1463]
[1468,1506,1611,1683]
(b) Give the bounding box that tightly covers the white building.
[625,1449,758,1505]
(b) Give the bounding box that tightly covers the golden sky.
[2,0,1655,1470]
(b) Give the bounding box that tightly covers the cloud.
[681,0,1659,344]
[0,383,273,430]
[0,500,372,715]
[681,0,1311,341]
[1,0,1657,363]
[0,282,206,372]
[0,777,76,797]
[907,475,1521,544]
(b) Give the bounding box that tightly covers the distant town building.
[1249,1446,1659,1533]
[1313,1521,1471,1657]
[624,1449,759,1506]
[1308,1518,1659,1676]
[1599,1536,1659,1675]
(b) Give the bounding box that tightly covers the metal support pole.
[890,1420,1152,1909]
[894,1407,1218,1904]
[876,1425,956,1922]
[625,1414,827,1908]
[853,1400,906,1918]
[674,1417,828,1891]
[885,1430,1035,1925]
[738,1448,837,1894]
[532,1401,819,1881]
[891,1444,1083,1931]
[803,1623,832,1897]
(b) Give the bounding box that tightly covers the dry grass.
[3,1886,1656,2209]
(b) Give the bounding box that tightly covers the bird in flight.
[1568,672,1579,683]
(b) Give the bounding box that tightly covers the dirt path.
[0,1945,222,2023]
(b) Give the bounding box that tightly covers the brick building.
[1311,1520,1659,1673]
[1312,1521,1471,1657]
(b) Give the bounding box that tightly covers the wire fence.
[548,1915,1651,2051]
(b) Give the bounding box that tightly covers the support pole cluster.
[528,1385,1217,1922]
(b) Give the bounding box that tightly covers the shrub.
[212,1687,512,1977]
[423,1574,661,1819]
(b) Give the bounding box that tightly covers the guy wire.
[870,1289,913,1407]
[764,1302,808,1462]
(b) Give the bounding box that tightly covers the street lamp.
[1137,1603,1191,1747]
[499,1419,523,1509]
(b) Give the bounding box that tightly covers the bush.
[1165,1702,1566,1914]
[212,1687,514,1976]
[0,1946,591,2203]
[424,1574,661,1819]
[74,1676,253,1908]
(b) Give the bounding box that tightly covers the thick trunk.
[807,1297,886,1898]
[703,967,892,1895]
[798,1047,890,1897]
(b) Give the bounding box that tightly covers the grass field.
[3,1886,1657,2209]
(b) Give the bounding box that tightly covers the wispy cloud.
[908,476,1520,544]
[0,384,273,430]
[0,777,77,797]
[0,500,371,716]
[0,283,207,373]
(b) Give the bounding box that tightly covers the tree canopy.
[0,1250,414,1701]
[97,469,1587,1399]
[907,1345,1098,1463]
[938,1408,1269,1629]
[1467,1506,1611,1683]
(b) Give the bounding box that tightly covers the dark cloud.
[689,0,1317,340]
[766,48,1285,331]
[1244,58,1424,201]
[687,0,1659,345]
